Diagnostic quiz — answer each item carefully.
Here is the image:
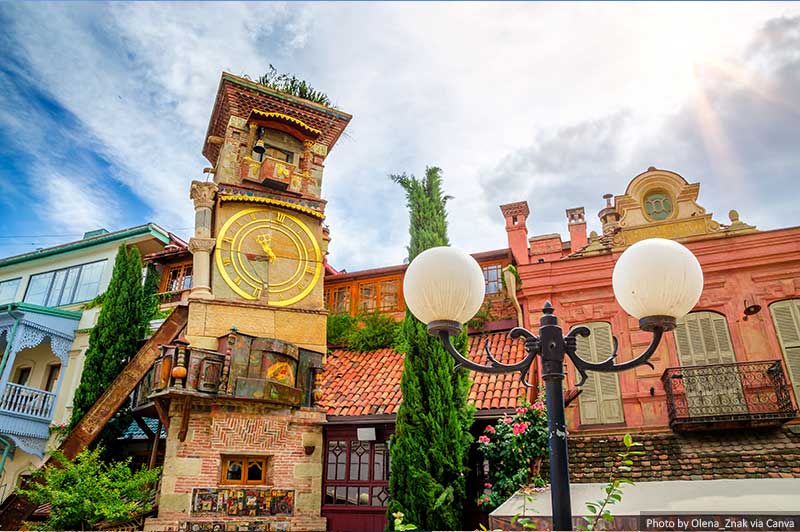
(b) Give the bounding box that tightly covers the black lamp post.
[403,239,704,531]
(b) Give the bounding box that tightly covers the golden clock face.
[214,207,322,306]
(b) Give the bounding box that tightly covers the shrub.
[476,401,549,511]
[17,447,161,531]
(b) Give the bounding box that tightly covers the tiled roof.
[320,331,529,417]
[567,427,800,483]
[119,417,167,440]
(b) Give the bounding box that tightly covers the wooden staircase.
[0,305,188,529]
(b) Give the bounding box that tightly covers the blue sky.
[1,2,799,271]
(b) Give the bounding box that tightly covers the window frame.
[0,278,21,305]
[327,285,353,315]
[481,262,504,298]
[323,438,390,508]
[220,455,269,486]
[44,364,61,393]
[23,259,107,307]
[13,367,32,387]
[160,262,193,293]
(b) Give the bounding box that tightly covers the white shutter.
[673,311,744,416]
[770,300,800,403]
[674,312,735,366]
[576,322,624,425]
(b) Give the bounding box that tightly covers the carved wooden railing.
[0,383,56,421]
[662,360,797,430]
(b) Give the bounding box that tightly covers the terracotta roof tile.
[320,331,529,417]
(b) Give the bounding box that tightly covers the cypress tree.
[70,245,150,429]
[387,167,474,530]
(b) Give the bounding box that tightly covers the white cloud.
[34,170,122,233]
[3,2,800,270]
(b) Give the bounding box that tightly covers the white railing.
[0,382,56,420]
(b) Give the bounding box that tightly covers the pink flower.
[512,422,529,435]
[485,425,496,434]
[484,482,492,488]
[478,435,491,444]
[516,407,527,415]
[503,416,513,424]
[532,401,545,411]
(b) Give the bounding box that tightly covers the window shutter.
[576,322,624,425]
[674,312,735,366]
[770,300,800,402]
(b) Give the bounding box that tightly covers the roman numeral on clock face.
[275,212,286,223]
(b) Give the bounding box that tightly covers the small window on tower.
[221,456,268,485]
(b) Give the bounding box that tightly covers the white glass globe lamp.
[403,246,486,335]
[612,238,703,331]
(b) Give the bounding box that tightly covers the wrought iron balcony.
[662,360,797,431]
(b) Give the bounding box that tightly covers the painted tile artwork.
[180,520,287,532]
[191,488,294,517]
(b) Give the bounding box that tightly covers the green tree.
[387,167,474,530]
[17,447,161,531]
[69,245,151,429]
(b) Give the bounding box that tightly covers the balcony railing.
[0,383,56,421]
[157,289,190,305]
[662,360,797,431]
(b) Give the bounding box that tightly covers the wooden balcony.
[0,383,56,422]
[662,360,797,431]
[133,330,323,413]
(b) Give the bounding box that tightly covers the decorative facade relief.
[12,321,73,365]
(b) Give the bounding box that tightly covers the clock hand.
[255,233,277,262]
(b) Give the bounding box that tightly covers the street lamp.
[403,239,703,531]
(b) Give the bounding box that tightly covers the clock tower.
[145,73,351,532]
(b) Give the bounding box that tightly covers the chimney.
[599,193,620,235]
[500,201,530,265]
[566,207,587,253]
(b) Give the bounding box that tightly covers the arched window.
[575,322,624,425]
[673,311,735,366]
[769,300,800,402]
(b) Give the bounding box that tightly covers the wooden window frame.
[160,262,193,293]
[44,364,61,393]
[481,262,504,298]
[13,366,32,386]
[356,277,403,314]
[357,282,379,313]
[327,285,353,315]
[220,455,269,486]
[323,438,390,508]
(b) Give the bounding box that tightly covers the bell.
[253,139,266,155]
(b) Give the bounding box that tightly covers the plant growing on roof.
[253,64,333,107]
[387,166,474,530]
[476,400,549,512]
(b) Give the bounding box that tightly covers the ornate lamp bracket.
[436,302,674,389]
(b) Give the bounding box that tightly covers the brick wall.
[145,400,327,532]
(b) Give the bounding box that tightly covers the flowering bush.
[476,400,549,511]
